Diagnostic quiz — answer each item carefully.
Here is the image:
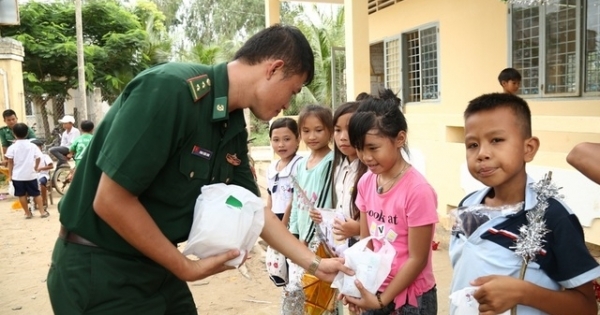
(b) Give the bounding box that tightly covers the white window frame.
[509,0,600,98]
[384,35,402,98]
[401,23,441,104]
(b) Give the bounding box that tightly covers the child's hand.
[342,279,383,311]
[309,208,322,224]
[332,218,359,241]
[471,275,525,314]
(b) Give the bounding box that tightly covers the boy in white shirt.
[5,123,48,219]
[31,139,53,210]
[49,115,80,170]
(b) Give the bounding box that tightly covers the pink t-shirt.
[355,167,438,309]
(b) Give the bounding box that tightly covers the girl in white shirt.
[266,117,302,226]
[332,102,366,249]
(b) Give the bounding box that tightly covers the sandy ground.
[0,190,453,315]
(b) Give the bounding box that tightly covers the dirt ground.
[0,192,452,315]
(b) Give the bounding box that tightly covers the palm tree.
[284,5,345,115]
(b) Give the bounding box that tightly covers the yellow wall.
[368,0,600,244]
[0,38,26,122]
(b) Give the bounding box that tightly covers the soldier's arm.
[94,173,240,281]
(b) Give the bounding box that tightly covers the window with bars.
[403,25,439,102]
[384,37,401,97]
[511,0,600,96]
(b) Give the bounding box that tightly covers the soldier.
[47,24,352,314]
[0,109,36,156]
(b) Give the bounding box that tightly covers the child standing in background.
[31,139,53,210]
[267,117,302,226]
[6,123,49,219]
[330,102,365,249]
[289,104,338,315]
[289,105,334,244]
[498,68,522,95]
[344,90,438,315]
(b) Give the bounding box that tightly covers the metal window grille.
[544,0,578,94]
[512,5,541,95]
[420,27,439,100]
[585,0,600,92]
[510,0,600,97]
[403,26,439,103]
[384,37,401,96]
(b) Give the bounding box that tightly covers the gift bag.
[331,236,396,298]
[8,181,15,197]
[266,246,288,287]
[318,208,348,257]
[183,183,264,267]
[302,243,337,315]
[449,286,509,315]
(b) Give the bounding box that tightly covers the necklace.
[377,163,410,194]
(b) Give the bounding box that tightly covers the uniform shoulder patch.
[187,74,212,102]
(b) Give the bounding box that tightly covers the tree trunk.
[33,96,50,141]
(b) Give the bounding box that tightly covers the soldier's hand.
[180,250,243,281]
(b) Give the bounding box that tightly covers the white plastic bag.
[266,246,288,287]
[8,181,15,196]
[331,236,396,298]
[449,286,509,315]
[318,208,348,257]
[183,183,265,267]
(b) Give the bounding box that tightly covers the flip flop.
[41,212,50,218]
[25,215,33,219]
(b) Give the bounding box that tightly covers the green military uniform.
[47,62,259,314]
[0,126,36,149]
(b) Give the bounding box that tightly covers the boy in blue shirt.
[450,93,600,315]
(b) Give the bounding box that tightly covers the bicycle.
[52,164,72,195]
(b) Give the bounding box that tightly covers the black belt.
[59,226,97,247]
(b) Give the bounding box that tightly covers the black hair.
[498,68,522,84]
[355,92,371,101]
[3,109,16,119]
[298,105,333,137]
[269,117,299,139]
[464,93,532,138]
[333,102,360,166]
[233,24,314,86]
[331,102,360,215]
[12,123,29,139]
[348,89,407,152]
[80,120,94,132]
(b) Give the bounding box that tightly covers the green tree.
[0,0,168,136]
[285,5,345,115]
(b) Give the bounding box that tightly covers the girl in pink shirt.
[343,89,439,315]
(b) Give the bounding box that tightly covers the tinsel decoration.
[281,261,306,315]
[291,176,336,257]
[509,171,562,315]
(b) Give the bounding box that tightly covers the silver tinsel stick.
[291,176,336,258]
[509,171,563,315]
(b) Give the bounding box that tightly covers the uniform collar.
[211,63,229,122]
[466,175,537,212]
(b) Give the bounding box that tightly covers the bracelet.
[307,255,321,275]
[375,292,385,309]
